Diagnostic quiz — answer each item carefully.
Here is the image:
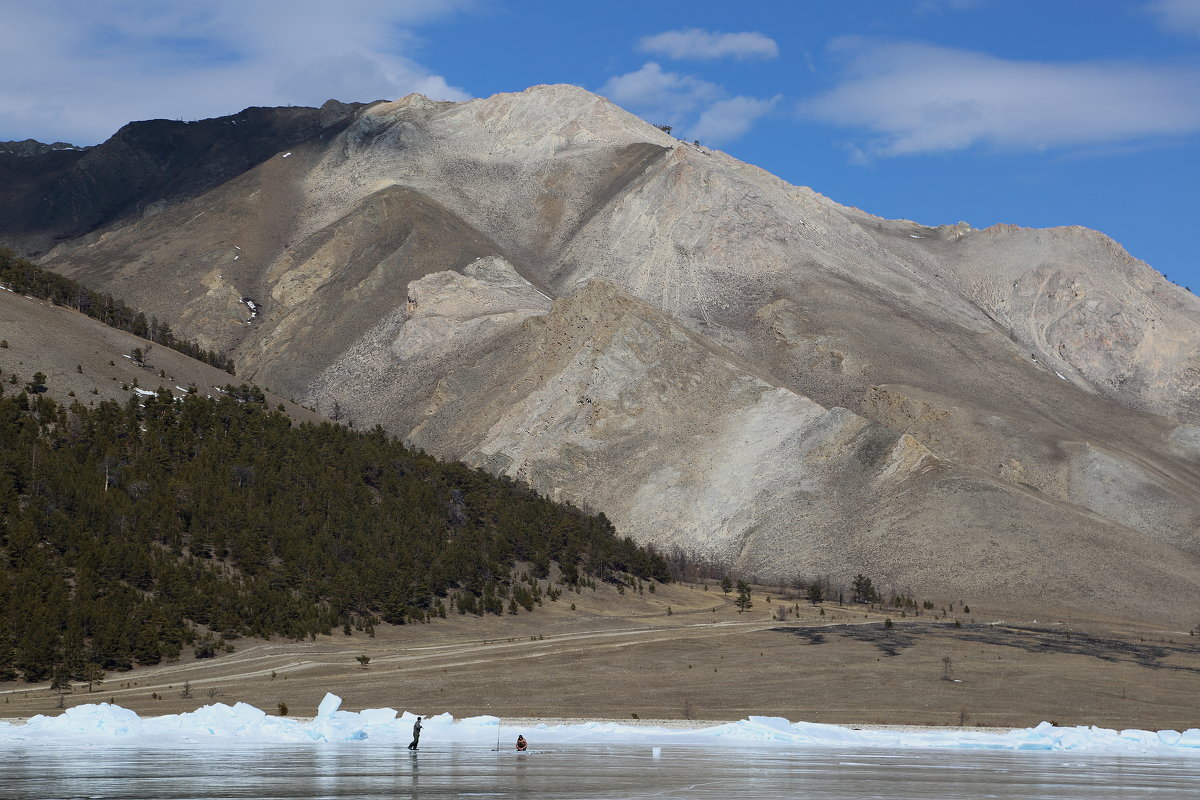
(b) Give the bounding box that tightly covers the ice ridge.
[1,694,1198,754]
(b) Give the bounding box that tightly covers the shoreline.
[0,710,1038,735]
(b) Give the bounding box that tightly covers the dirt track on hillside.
[3,581,1198,731]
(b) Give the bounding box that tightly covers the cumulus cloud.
[914,0,990,12]
[600,62,775,144]
[600,62,721,122]
[692,96,779,142]
[0,0,474,145]
[638,29,779,61]
[1147,0,1200,37]
[801,39,1200,159]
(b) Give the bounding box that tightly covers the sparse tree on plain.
[735,580,753,613]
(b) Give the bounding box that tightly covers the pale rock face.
[368,276,943,579]
[398,256,553,361]
[304,256,550,431]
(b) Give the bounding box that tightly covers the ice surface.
[1,694,1197,753]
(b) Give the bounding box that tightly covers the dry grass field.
[4,579,1197,731]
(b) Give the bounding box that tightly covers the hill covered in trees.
[0,380,667,684]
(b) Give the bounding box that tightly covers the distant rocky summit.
[0,138,87,155]
[3,86,1198,624]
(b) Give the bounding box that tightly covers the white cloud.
[692,96,779,143]
[801,39,1200,159]
[599,62,775,145]
[914,0,989,12]
[0,0,474,145]
[638,29,779,61]
[600,62,721,122]
[1148,0,1200,37]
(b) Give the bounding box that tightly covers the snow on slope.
[2,693,1198,754]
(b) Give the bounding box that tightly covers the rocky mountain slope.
[5,86,1199,624]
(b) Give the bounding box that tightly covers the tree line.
[0,249,234,374]
[0,379,668,684]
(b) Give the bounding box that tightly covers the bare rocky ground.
[3,580,1197,732]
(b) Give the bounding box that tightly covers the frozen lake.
[4,741,1199,800]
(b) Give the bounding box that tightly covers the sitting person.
[515,735,528,751]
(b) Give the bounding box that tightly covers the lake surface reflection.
[3,741,1198,799]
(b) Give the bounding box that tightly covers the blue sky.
[2,0,1198,290]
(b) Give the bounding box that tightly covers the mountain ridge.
[4,86,1198,624]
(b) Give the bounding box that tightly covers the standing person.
[515,735,527,751]
[409,716,422,750]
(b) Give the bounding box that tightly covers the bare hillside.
[7,86,1200,624]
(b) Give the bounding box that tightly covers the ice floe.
[1,694,1197,754]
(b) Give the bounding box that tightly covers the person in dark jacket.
[409,717,422,750]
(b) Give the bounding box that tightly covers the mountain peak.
[455,83,677,149]
[0,138,87,156]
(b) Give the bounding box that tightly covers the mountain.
[4,85,1198,624]
[0,101,368,257]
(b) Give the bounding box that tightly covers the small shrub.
[277,702,288,716]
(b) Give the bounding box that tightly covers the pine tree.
[852,574,878,604]
[735,580,753,613]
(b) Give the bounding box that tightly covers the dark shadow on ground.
[772,621,1200,671]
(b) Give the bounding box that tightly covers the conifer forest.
[0,383,668,684]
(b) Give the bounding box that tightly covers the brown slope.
[42,143,509,404]
[0,290,320,422]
